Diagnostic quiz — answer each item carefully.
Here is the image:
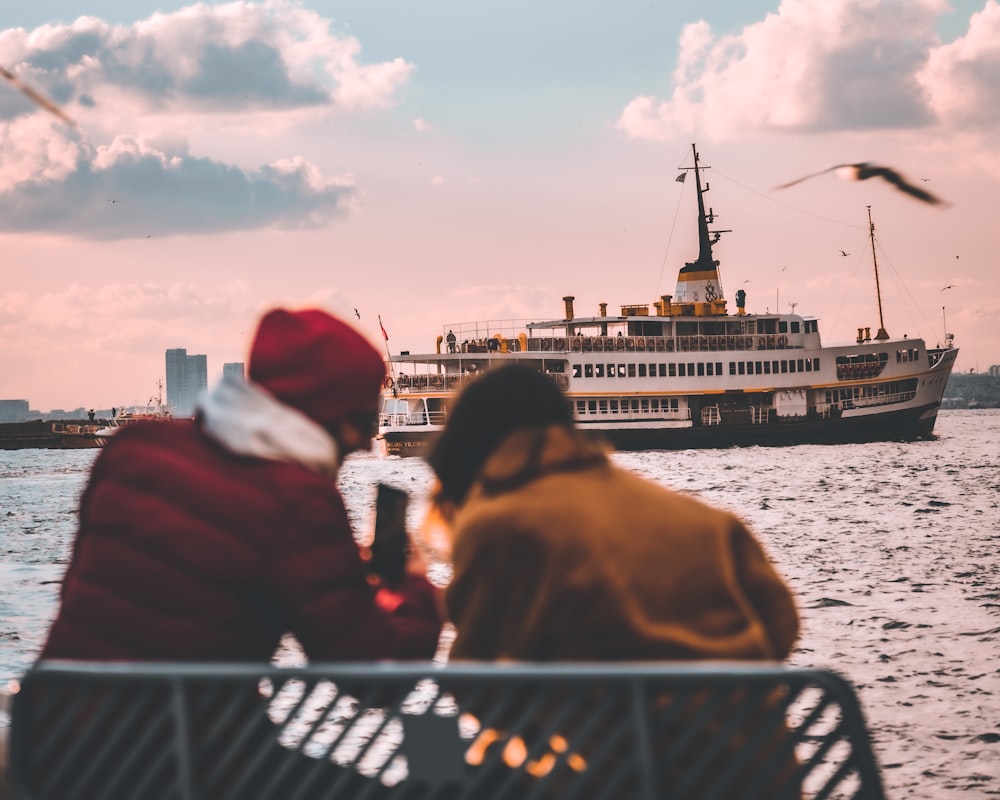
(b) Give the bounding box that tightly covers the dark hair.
[427,365,573,505]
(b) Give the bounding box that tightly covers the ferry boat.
[378,144,958,457]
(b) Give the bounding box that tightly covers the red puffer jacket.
[42,417,441,662]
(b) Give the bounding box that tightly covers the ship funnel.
[599,302,607,317]
[563,296,575,321]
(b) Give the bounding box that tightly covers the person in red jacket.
[32,308,441,796]
[41,307,442,663]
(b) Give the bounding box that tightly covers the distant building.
[0,399,30,423]
[165,348,209,418]
[47,408,89,420]
[990,365,1000,378]
[222,362,246,382]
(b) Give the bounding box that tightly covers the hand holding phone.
[368,483,410,587]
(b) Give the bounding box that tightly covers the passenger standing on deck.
[41,308,442,664]
[426,364,798,663]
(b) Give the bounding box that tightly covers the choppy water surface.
[1,410,998,798]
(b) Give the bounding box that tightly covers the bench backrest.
[9,661,886,800]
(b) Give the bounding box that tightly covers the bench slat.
[9,662,887,800]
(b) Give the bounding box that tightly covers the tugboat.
[378,144,958,457]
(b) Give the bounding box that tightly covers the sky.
[1,0,997,411]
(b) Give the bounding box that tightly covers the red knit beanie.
[248,308,386,426]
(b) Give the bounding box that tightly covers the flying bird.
[839,250,850,257]
[353,308,361,320]
[774,163,944,205]
[0,66,76,126]
[941,285,955,291]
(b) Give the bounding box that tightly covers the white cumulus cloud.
[0,1,412,237]
[918,0,1000,127]
[615,0,999,141]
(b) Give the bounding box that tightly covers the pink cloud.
[0,1,414,237]
[918,0,1000,126]
[617,0,958,140]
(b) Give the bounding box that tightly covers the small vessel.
[378,144,958,457]
[0,382,174,450]
[95,381,173,439]
[0,420,114,450]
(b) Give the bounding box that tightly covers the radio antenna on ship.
[867,206,889,341]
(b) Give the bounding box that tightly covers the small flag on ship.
[675,172,686,183]
[378,315,389,341]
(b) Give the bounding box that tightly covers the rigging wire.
[710,166,864,230]
[654,179,687,299]
[829,230,871,336]
[871,235,939,346]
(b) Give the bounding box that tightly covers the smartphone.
[369,483,410,586]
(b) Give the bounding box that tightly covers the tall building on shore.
[222,362,245,382]
[165,348,208,418]
[0,399,29,423]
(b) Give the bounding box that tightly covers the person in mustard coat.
[425,365,801,797]
[428,365,799,664]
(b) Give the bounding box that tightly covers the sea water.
[1,410,998,798]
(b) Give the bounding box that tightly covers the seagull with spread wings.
[0,66,76,126]
[774,162,944,205]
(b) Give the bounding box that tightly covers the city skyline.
[1,0,998,410]
[0,356,244,416]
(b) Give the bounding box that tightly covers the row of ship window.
[575,397,682,416]
[570,358,822,379]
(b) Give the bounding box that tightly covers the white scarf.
[196,375,340,478]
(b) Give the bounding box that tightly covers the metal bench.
[8,661,886,799]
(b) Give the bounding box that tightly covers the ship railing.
[751,407,771,425]
[839,390,916,411]
[395,374,469,392]
[927,350,947,367]
[394,374,455,392]
[379,410,449,428]
[836,362,888,381]
[527,334,793,354]
[457,338,523,353]
[379,413,413,428]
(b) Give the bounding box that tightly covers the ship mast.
[674,144,730,304]
[692,146,716,272]
[867,206,889,340]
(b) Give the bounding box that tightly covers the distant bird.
[941,285,955,291]
[0,65,76,126]
[353,308,361,320]
[774,162,944,205]
[839,250,850,257]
